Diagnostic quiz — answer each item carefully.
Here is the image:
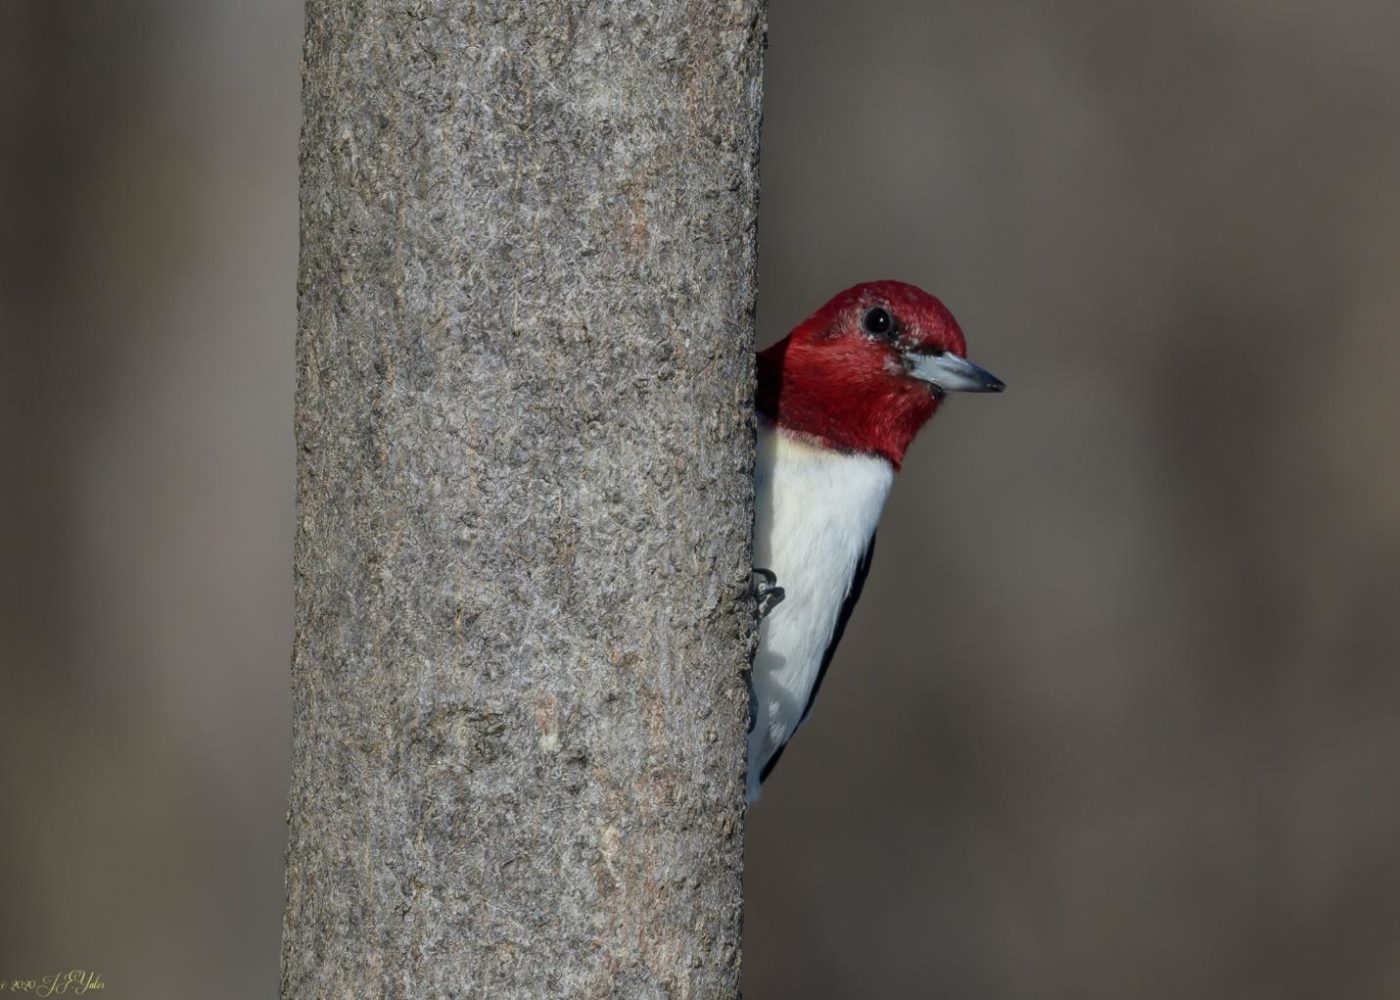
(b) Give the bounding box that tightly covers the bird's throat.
[757,340,938,469]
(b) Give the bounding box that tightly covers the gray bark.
[281,3,766,998]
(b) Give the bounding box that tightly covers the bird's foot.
[753,568,785,619]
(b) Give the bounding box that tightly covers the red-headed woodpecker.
[748,280,1004,800]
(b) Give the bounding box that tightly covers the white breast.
[749,417,894,800]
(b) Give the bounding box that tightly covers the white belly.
[749,418,894,800]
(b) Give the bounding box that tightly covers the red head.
[757,280,1003,468]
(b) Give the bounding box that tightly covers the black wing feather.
[758,531,877,783]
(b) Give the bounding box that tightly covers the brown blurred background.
[5,1,1400,997]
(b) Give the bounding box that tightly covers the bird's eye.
[862,307,894,337]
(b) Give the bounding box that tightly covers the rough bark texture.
[281,3,765,998]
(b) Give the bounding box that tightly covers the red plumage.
[757,280,970,468]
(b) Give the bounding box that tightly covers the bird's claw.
[753,568,785,619]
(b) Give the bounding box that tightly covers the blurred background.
[5,1,1400,997]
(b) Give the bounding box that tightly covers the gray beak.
[903,351,1005,394]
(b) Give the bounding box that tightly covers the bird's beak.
[903,351,1005,394]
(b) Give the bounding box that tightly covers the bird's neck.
[756,337,938,469]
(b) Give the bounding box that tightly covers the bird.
[748,280,1003,801]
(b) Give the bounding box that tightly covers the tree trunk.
[282,3,766,998]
